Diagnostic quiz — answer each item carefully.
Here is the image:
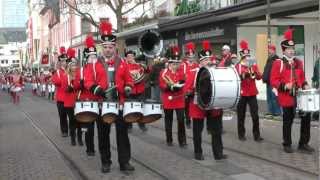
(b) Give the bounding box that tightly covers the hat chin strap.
[283,54,294,62]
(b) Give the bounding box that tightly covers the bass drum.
[196,66,240,110]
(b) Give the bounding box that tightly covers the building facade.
[0,0,28,28]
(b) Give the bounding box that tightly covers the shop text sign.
[185,28,224,41]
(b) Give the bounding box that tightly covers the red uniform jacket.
[61,73,77,107]
[235,63,261,96]
[52,69,66,102]
[159,67,185,109]
[84,61,108,101]
[270,58,306,107]
[185,65,222,119]
[115,60,134,105]
[182,59,198,73]
[73,67,91,101]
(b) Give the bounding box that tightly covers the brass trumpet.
[163,75,174,87]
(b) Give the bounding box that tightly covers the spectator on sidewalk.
[311,49,320,121]
[262,45,281,119]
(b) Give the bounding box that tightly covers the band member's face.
[200,58,210,67]
[284,47,295,58]
[87,55,97,63]
[60,61,67,69]
[222,49,230,56]
[103,44,115,58]
[170,62,180,71]
[126,54,135,64]
[268,48,275,55]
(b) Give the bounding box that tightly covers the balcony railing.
[175,0,257,16]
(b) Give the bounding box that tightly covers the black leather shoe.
[71,138,76,146]
[179,142,187,148]
[239,136,247,141]
[101,163,111,173]
[78,138,83,146]
[195,153,204,160]
[298,144,315,154]
[215,154,228,160]
[167,142,173,146]
[86,151,95,156]
[254,137,264,142]
[120,163,135,171]
[283,146,294,153]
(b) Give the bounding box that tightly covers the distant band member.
[159,45,187,147]
[235,40,263,142]
[52,47,68,137]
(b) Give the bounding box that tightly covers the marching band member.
[10,70,23,105]
[125,50,148,132]
[235,40,263,142]
[62,48,82,146]
[218,45,236,67]
[31,73,38,96]
[82,34,108,156]
[97,20,135,173]
[183,42,198,129]
[52,46,68,137]
[39,71,46,97]
[47,68,55,101]
[185,40,227,160]
[159,45,187,147]
[270,28,314,153]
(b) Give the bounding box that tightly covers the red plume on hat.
[202,40,211,51]
[284,28,293,41]
[99,20,112,35]
[240,40,249,50]
[172,45,180,55]
[186,42,195,52]
[67,48,76,59]
[85,34,95,48]
[59,46,66,54]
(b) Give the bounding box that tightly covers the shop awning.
[116,22,159,38]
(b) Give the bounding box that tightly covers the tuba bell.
[139,30,163,58]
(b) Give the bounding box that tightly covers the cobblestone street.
[0,91,318,180]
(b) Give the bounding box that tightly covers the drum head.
[139,114,161,124]
[102,114,117,124]
[144,99,160,103]
[196,67,212,108]
[75,112,97,123]
[124,113,143,123]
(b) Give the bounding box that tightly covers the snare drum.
[297,89,320,112]
[101,102,119,124]
[123,101,143,123]
[196,66,241,110]
[74,101,99,123]
[140,99,162,123]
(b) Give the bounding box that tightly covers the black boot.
[77,128,83,146]
[101,163,111,173]
[120,163,135,171]
[71,134,76,146]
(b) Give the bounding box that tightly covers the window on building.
[0,46,3,49]
[81,18,91,34]
[16,60,19,64]
[1,60,4,64]
[5,60,8,64]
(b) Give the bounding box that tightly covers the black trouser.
[164,109,186,145]
[48,92,54,100]
[65,107,82,141]
[127,93,145,129]
[97,110,131,165]
[185,97,191,126]
[282,107,311,147]
[56,101,68,134]
[84,121,95,153]
[237,96,261,139]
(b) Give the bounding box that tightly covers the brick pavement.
[0,95,77,180]
[2,91,318,180]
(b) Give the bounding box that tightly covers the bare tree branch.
[122,0,151,15]
[105,0,116,12]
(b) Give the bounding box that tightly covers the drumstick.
[104,85,117,94]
